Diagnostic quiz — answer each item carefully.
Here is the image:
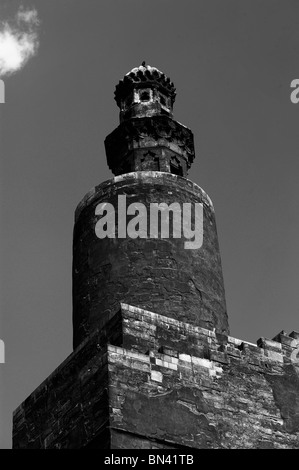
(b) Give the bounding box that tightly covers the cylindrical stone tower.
[72,64,228,349]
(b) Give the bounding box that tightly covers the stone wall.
[72,171,228,348]
[13,304,299,449]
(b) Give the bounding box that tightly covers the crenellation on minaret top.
[114,64,176,121]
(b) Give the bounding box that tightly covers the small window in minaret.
[140,90,150,102]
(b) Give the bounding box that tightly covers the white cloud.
[0,6,40,77]
[17,8,39,26]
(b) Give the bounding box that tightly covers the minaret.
[72,64,229,348]
[14,66,299,450]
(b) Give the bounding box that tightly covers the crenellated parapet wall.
[13,303,299,449]
[119,303,299,370]
[109,304,299,449]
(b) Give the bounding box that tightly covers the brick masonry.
[13,304,299,449]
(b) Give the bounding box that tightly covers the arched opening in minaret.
[140,90,150,102]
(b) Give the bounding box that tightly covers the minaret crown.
[114,64,176,122]
[105,64,194,177]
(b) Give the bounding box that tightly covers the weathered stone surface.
[73,171,228,349]
[107,64,194,176]
[114,64,176,122]
[13,65,299,450]
[13,305,299,449]
[105,116,194,176]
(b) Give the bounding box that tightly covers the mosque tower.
[13,66,299,449]
[72,63,228,349]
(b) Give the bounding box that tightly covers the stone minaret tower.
[13,66,299,449]
[72,64,228,349]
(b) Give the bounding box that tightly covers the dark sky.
[1,0,299,448]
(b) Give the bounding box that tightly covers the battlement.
[120,303,299,372]
[13,303,299,449]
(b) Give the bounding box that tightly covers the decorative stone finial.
[105,65,194,177]
[114,64,176,121]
